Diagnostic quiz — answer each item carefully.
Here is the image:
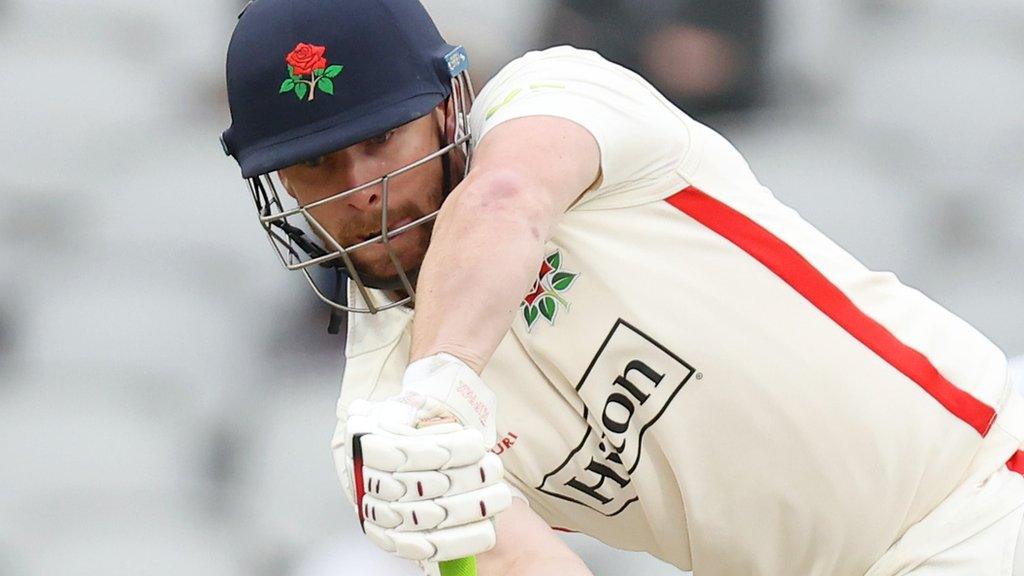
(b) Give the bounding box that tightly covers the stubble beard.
[340,181,445,290]
[332,120,461,291]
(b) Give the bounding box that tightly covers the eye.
[302,156,325,168]
[368,130,396,146]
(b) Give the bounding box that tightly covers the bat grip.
[439,557,477,576]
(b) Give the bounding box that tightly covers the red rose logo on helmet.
[520,250,579,331]
[279,43,344,101]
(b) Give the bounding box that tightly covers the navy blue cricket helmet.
[222,0,467,178]
[220,0,474,320]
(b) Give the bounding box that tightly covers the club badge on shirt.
[520,249,579,331]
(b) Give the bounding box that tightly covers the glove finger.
[359,434,451,471]
[360,494,407,530]
[363,482,512,533]
[435,482,512,529]
[422,519,498,562]
[370,518,499,562]
[432,428,488,468]
[363,495,448,532]
[346,399,419,437]
[368,452,504,503]
[391,469,451,502]
[444,452,505,497]
[364,521,400,555]
[374,519,498,562]
[343,412,379,446]
[369,526,436,562]
[359,428,487,472]
[364,467,453,503]
[362,467,408,502]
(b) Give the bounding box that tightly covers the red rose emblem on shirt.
[519,250,579,331]
[286,43,328,76]
[279,43,344,102]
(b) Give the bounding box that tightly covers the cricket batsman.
[220,1,1024,574]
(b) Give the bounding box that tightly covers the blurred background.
[0,0,1022,575]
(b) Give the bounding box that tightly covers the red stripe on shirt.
[666,186,996,436]
[1008,451,1024,475]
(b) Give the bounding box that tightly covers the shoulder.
[473,46,646,116]
[481,46,611,85]
[469,46,697,208]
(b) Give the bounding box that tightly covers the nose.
[333,159,384,212]
[345,185,381,211]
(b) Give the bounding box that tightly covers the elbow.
[445,169,556,237]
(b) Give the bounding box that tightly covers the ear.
[439,91,458,145]
[276,169,298,199]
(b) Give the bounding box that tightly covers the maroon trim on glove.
[352,433,368,533]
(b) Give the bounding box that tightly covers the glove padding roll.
[360,454,509,531]
[367,519,500,562]
[361,452,506,502]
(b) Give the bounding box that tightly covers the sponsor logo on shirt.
[538,319,697,516]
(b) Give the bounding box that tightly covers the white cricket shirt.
[333,47,1023,575]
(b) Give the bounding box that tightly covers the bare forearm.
[495,555,595,576]
[410,171,554,372]
[409,117,600,372]
[477,500,595,576]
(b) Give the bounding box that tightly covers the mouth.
[357,217,415,243]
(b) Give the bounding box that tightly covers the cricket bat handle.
[439,557,477,576]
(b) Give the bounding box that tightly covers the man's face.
[277,110,447,288]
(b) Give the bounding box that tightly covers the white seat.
[233,382,351,550]
[15,502,243,576]
[0,369,204,508]
[290,536,421,576]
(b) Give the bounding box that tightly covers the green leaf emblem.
[538,296,557,323]
[294,83,309,100]
[318,78,335,95]
[524,305,540,328]
[551,271,577,292]
[519,248,580,331]
[323,65,344,78]
[279,78,296,93]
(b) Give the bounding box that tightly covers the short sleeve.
[468,46,696,208]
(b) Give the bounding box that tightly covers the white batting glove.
[334,353,512,563]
